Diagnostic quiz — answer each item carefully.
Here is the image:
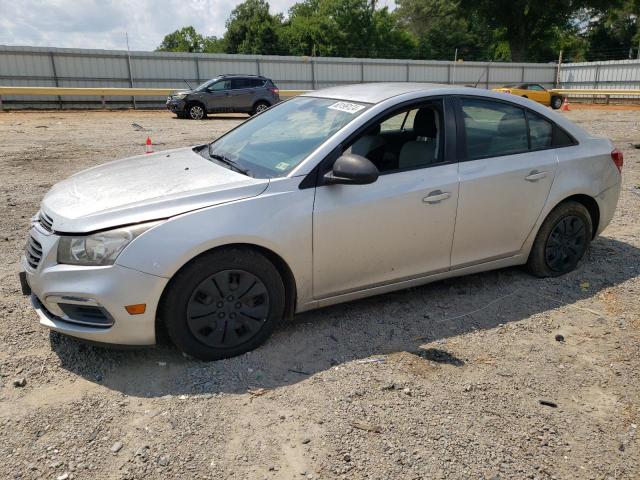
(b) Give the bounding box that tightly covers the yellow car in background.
[493,83,564,109]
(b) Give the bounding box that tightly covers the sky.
[0,0,396,52]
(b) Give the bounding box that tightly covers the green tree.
[156,26,204,53]
[224,0,285,54]
[583,1,640,60]
[203,35,226,53]
[283,0,412,58]
[458,0,621,62]
[397,0,496,61]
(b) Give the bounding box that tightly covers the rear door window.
[527,111,553,149]
[231,78,250,90]
[460,98,528,159]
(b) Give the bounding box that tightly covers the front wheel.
[527,201,592,277]
[161,248,285,361]
[187,103,206,120]
[551,96,563,110]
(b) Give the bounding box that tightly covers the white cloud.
[0,0,302,51]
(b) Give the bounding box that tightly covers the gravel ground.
[0,108,639,480]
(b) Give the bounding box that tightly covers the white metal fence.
[560,59,640,90]
[2,45,639,109]
[0,45,557,109]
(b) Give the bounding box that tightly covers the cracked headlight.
[57,222,158,266]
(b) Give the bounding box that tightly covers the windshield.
[207,96,370,177]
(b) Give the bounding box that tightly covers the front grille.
[26,234,43,269]
[38,211,54,233]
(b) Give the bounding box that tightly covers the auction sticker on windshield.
[328,101,366,114]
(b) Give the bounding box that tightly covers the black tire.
[161,248,285,361]
[551,96,563,110]
[251,101,270,116]
[187,103,206,120]
[527,201,592,277]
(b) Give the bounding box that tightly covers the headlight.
[57,222,158,266]
[173,94,186,100]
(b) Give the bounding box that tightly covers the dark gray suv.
[166,75,280,120]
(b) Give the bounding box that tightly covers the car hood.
[42,146,269,233]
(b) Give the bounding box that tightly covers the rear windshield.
[207,96,370,177]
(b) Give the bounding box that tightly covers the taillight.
[611,148,624,173]
[269,87,279,95]
[504,89,511,94]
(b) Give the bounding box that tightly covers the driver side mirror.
[324,153,379,185]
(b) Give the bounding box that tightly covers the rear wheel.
[551,96,563,109]
[527,201,592,277]
[187,103,206,120]
[251,101,270,116]
[161,248,285,360]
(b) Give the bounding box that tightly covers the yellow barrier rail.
[0,86,308,109]
[551,88,640,95]
[551,88,640,104]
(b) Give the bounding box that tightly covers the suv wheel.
[527,201,592,277]
[187,103,206,120]
[161,248,286,361]
[251,101,270,116]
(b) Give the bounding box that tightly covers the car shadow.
[50,236,639,397]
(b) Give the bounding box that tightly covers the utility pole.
[555,50,563,88]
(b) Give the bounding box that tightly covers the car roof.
[304,82,545,104]
[219,74,268,79]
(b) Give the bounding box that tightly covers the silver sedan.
[21,83,623,360]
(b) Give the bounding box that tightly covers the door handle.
[423,190,450,204]
[525,170,549,182]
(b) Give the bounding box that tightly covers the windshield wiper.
[208,148,252,176]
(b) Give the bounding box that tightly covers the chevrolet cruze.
[20,83,622,360]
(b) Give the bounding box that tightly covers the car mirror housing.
[324,154,379,185]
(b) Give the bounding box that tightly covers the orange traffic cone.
[561,97,570,111]
[145,136,153,154]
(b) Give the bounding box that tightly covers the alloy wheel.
[186,269,270,348]
[189,105,204,120]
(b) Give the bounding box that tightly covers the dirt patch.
[0,108,639,479]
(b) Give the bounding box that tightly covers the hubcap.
[186,270,269,348]
[256,104,268,113]
[190,105,204,120]
[544,215,587,272]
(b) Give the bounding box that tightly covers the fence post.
[195,57,201,83]
[447,63,451,84]
[485,63,490,89]
[310,58,316,90]
[555,50,563,88]
[521,66,526,82]
[255,58,261,76]
[125,52,136,109]
[406,63,410,82]
[360,61,364,83]
[594,64,601,90]
[49,52,62,110]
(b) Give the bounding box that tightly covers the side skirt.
[296,254,527,313]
